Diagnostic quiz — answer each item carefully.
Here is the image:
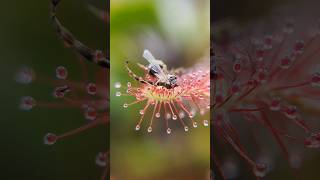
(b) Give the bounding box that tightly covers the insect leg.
[136,63,149,72]
[125,61,154,85]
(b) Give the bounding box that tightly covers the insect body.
[125,50,178,89]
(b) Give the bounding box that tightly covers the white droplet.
[166,128,171,134]
[127,82,131,87]
[179,111,185,118]
[95,152,107,167]
[184,126,189,132]
[114,82,121,89]
[115,92,121,97]
[19,96,36,111]
[166,113,171,120]
[191,108,196,115]
[203,120,209,126]
[135,125,140,131]
[193,122,198,128]
[155,113,160,118]
[15,66,35,84]
[147,126,152,133]
[139,110,144,115]
[172,115,177,120]
[123,103,128,108]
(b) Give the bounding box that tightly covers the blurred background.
[0,0,107,179]
[212,0,320,179]
[110,0,210,179]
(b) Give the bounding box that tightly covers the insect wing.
[143,49,168,81]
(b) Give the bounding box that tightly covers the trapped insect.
[125,49,178,89]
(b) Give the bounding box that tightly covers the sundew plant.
[16,0,109,179]
[115,49,210,134]
[212,11,320,179]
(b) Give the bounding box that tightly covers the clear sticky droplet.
[172,115,177,120]
[166,128,171,134]
[166,113,171,120]
[115,92,121,97]
[114,82,121,89]
[147,126,152,133]
[123,103,128,108]
[44,133,57,145]
[155,113,160,118]
[135,125,140,131]
[179,111,185,118]
[193,122,198,128]
[203,120,209,126]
